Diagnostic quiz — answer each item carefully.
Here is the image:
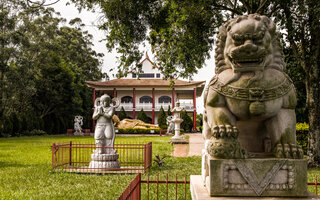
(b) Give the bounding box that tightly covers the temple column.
[113,88,117,98]
[92,88,96,132]
[172,88,175,115]
[133,88,136,119]
[152,88,155,124]
[193,88,197,131]
[113,88,117,113]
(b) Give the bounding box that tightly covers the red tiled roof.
[86,79,205,88]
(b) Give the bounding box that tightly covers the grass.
[1,135,320,199]
[0,135,200,199]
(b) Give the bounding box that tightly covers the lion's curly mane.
[214,14,286,74]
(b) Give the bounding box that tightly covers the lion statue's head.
[215,14,285,75]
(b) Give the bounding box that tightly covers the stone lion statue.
[203,14,303,159]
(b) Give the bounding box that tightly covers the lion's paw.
[274,143,303,159]
[212,125,238,139]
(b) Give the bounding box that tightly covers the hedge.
[296,122,308,155]
[115,128,161,134]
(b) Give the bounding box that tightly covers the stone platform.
[89,153,120,170]
[202,157,308,197]
[190,175,319,200]
[170,138,189,144]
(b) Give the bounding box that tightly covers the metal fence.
[119,173,320,200]
[118,173,190,200]
[52,142,152,173]
[309,175,320,195]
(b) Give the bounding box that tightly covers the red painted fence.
[119,173,320,199]
[118,173,190,200]
[52,142,152,173]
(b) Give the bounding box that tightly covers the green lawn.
[0,135,200,199]
[0,135,319,199]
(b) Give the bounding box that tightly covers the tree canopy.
[0,0,105,136]
[67,0,320,165]
[7,0,320,165]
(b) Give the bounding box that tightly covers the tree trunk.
[306,64,320,166]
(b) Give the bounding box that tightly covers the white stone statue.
[194,14,307,198]
[170,101,185,142]
[89,94,120,169]
[74,115,83,135]
[166,116,174,134]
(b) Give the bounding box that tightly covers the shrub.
[158,106,167,129]
[137,109,151,123]
[11,112,21,137]
[116,127,161,134]
[181,111,193,132]
[296,122,308,155]
[3,117,13,136]
[29,129,47,136]
[118,106,127,120]
[167,105,172,116]
[44,116,54,134]
[196,113,203,127]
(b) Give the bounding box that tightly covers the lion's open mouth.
[229,56,264,66]
[227,55,265,72]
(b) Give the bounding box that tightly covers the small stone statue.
[92,94,119,154]
[89,94,120,169]
[166,116,174,134]
[170,101,185,142]
[73,115,83,135]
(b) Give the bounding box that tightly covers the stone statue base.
[89,153,120,170]
[170,135,188,144]
[190,175,318,200]
[200,155,308,197]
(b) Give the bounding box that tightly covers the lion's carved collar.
[210,74,294,101]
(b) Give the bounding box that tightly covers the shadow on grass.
[0,161,27,168]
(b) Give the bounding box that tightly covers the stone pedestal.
[170,137,188,144]
[201,156,308,197]
[190,175,318,200]
[89,152,120,170]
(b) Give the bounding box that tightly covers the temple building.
[86,53,205,131]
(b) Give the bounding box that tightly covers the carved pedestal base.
[202,156,308,197]
[190,175,318,200]
[170,136,188,144]
[89,153,120,170]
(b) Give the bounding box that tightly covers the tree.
[137,109,150,124]
[157,106,167,129]
[284,48,307,123]
[69,0,320,166]
[0,1,105,136]
[270,1,320,166]
[118,106,127,120]
[167,105,172,116]
[181,111,193,132]
[196,113,203,129]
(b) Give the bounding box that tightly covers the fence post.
[138,173,141,200]
[69,141,72,166]
[52,143,56,169]
[144,144,147,171]
[316,175,318,195]
[150,142,153,167]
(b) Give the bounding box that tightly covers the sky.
[50,1,216,113]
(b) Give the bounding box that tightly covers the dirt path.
[172,133,204,157]
[188,133,204,156]
[172,144,189,157]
